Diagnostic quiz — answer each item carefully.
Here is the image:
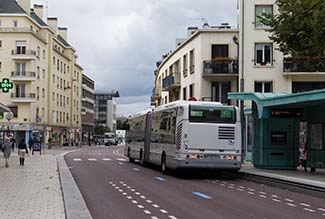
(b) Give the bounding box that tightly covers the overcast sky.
[31,0,237,116]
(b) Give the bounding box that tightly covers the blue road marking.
[193,192,212,199]
[154,176,165,181]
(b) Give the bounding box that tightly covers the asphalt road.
[64,146,325,219]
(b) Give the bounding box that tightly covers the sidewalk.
[0,146,91,219]
[0,152,65,219]
[240,162,325,189]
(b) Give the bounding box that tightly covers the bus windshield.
[189,105,236,123]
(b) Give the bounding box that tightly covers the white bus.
[125,101,242,173]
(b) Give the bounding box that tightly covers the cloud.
[31,0,237,115]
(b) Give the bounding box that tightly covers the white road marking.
[116,187,120,189]
[160,209,168,214]
[237,188,245,192]
[318,208,325,212]
[248,192,255,195]
[137,205,144,209]
[272,199,281,203]
[144,210,151,215]
[229,183,235,186]
[285,198,294,203]
[239,186,245,189]
[132,200,138,204]
[259,191,266,195]
[122,193,127,195]
[151,217,159,219]
[169,216,178,219]
[303,208,315,212]
[271,195,280,198]
[140,195,146,199]
[248,188,256,192]
[135,192,141,195]
[130,189,135,192]
[102,158,112,161]
[118,189,123,192]
[109,182,113,184]
[146,200,153,203]
[118,162,124,165]
[286,203,297,207]
[117,158,127,161]
[88,158,97,161]
[221,181,227,184]
[73,158,82,161]
[133,168,140,171]
[152,204,160,208]
[259,195,267,199]
[127,186,131,189]
[127,196,133,199]
[220,184,226,186]
[300,203,311,207]
[228,186,234,189]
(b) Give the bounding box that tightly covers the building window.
[42,69,45,79]
[37,46,40,59]
[57,77,59,89]
[183,54,188,77]
[53,74,55,83]
[254,81,273,93]
[42,108,45,118]
[37,87,40,100]
[189,84,194,98]
[255,43,272,66]
[16,41,26,54]
[57,60,59,70]
[255,5,273,28]
[42,88,45,98]
[189,49,195,74]
[183,87,187,100]
[37,67,40,79]
[43,50,46,59]
[15,63,26,75]
[0,40,2,48]
[13,20,18,27]
[57,94,59,106]
[52,92,55,101]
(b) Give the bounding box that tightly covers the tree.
[94,125,110,136]
[117,117,128,130]
[261,0,325,57]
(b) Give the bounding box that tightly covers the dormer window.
[13,20,18,27]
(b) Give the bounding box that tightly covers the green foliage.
[261,0,325,57]
[117,117,128,130]
[94,125,110,135]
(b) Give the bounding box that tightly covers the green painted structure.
[229,90,325,170]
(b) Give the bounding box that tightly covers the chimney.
[17,0,31,14]
[58,27,68,41]
[47,17,58,34]
[34,4,44,19]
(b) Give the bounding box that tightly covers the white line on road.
[127,196,133,199]
[130,189,135,192]
[229,183,235,186]
[220,184,226,186]
[102,158,112,161]
[140,195,146,199]
[228,186,234,189]
[318,208,325,212]
[117,158,127,161]
[259,191,266,195]
[271,199,281,203]
[286,203,297,207]
[88,158,97,161]
[146,200,153,203]
[135,192,141,195]
[160,209,168,214]
[132,200,138,204]
[303,208,316,212]
[122,193,128,196]
[285,198,294,203]
[300,203,311,207]
[169,216,178,219]
[144,210,151,215]
[271,194,280,198]
[237,188,245,192]
[248,192,255,195]
[248,188,256,192]
[133,168,140,171]
[151,217,159,219]
[152,204,160,208]
[73,158,82,161]
[239,186,246,189]
[137,205,144,209]
[259,195,267,199]
[118,162,124,165]
[118,189,123,192]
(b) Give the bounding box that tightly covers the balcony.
[283,58,325,74]
[162,73,180,91]
[11,71,36,81]
[0,28,47,43]
[11,93,36,103]
[203,59,239,76]
[11,50,37,60]
[151,86,162,101]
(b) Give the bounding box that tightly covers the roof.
[228,89,325,118]
[0,0,26,14]
[30,12,47,26]
[57,35,71,47]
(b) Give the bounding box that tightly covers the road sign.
[0,78,13,93]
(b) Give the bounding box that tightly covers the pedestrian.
[11,137,16,152]
[3,135,12,168]
[18,139,28,166]
[300,148,307,172]
[28,137,33,151]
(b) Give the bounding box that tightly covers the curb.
[57,152,93,219]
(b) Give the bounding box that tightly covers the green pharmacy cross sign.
[0,78,13,93]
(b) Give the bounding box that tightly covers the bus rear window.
[189,106,236,123]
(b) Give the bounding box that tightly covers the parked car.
[104,132,118,146]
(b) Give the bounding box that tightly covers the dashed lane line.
[133,168,140,171]
[151,217,159,219]
[300,203,312,208]
[102,158,112,161]
[152,204,160,208]
[303,208,316,212]
[116,158,128,161]
[160,209,168,214]
[137,205,144,209]
[318,208,325,212]
[286,203,297,207]
[248,192,255,195]
[285,198,294,203]
[118,162,124,165]
[73,158,82,161]
[259,195,267,199]
[169,216,178,219]
[144,210,152,215]
[87,158,97,161]
[193,192,212,199]
[271,199,281,203]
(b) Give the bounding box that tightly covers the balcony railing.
[11,71,36,78]
[283,58,325,73]
[10,93,36,102]
[162,73,180,90]
[11,50,37,56]
[203,59,239,75]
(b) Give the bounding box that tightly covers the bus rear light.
[227,155,234,160]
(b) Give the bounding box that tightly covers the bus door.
[144,112,152,162]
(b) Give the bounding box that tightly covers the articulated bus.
[125,101,242,173]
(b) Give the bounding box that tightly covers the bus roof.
[153,100,224,112]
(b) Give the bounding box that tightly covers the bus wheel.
[161,153,167,174]
[128,148,135,163]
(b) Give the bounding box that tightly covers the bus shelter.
[228,90,325,170]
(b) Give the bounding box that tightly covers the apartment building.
[81,74,95,142]
[151,26,239,107]
[0,0,83,145]
[238,0,325,100]
[94,91,119,132]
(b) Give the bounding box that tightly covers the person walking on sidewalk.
[18,139,28,166]
[3,135,12,168]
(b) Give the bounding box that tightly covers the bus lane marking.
[193,192,212,199]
